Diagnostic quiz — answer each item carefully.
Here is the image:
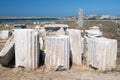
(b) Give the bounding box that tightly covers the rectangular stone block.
[0,35,14,65]
[0,30,11,40]
[67,29,84,65]
[85,37,117,71]
[15,29,40,70]
[45,35,70,70]
[44,24,69,36]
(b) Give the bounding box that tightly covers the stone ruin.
[0,30,13,66]
[84,26,117,71]
[45,36,70,70]
[0,24,117,71]
[43,24,69,36]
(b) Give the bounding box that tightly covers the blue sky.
[0,0,120,16]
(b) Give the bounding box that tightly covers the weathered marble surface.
[38,27,46,40]
[43,24,69,36]
[85,26,102,38]
[39,38,43,50]
[15,29,40,70]
[0,35,14,65]
[85,37,117,71]
[0,30,11,40]
[45,35,70,70]
[67,29,84,65]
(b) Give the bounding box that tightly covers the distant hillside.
[0,14,120,20]
[67,14,120,20]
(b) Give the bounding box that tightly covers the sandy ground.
[0,45,119,80]
[0,65,120,80]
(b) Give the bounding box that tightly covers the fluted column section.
[15,29,40,70]
[86,37,117,71]
[45,35,70,70]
